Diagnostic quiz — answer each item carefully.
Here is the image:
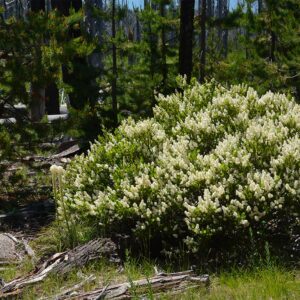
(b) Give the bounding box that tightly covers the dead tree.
[179,0,195,82]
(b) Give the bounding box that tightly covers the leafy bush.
[61,80,300,256]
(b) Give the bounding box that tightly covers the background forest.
[1,0,300,159]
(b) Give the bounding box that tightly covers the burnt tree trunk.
[29,83,45,122]
[30,0,45,11]
[270,30,276,62]
[112,0,118,127]
[51,0,82,15]
[160,0,168,90]
[199,0,206,83]
[29,0,46,121]
[258,0,263,13]
[45,83,60,115]
[136,12,141,42]
[179,0,195,83]
[31,0,60,117]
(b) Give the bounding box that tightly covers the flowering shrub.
[61,80,300,254]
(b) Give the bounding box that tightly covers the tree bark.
[136,12,141,42]
[51,0,82,16]
[51,0,85,110]
[270,30,276,62]
[112,0,118,127]
[85,0,104,69]
[30,0,45,11]
[45,83,60,115]
[222,0,228,58]
[29,84,46,122]
[29,0,46,121]
[258,0,263,13]
[160,0,168,89]
[199,0,206,83]
[179,0,195,83]
[31,0,60,118]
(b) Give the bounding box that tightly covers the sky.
[128,0,239,10]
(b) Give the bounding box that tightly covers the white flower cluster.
[60,81,300,252]
[50,164,65,176]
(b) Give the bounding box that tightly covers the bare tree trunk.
[179,0,195,83]
[51,0,81,15]
[200,0,206,83]
[51,0,84,110]
[207,0,213,17]
[30,84,45,122]
[45,83,60,115]
[30,0,46,122]
[30,0,45,11]
[112,0,118,127]
[258,0,263,13]
[31,0,60,117]
[85,0,104,70]
[160,0,168,89]
[222,0,228,58]
[270,30,276,62]
[136,12,141,42]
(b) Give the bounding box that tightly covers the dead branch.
[63,271,209,299]
[0,238,119,296]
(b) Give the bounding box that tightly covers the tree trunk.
[160,0,168,89]
[200,0,206,83]
[258,0,263,13]
[85,0,104,69]
[30,0,45,11]
[207,0,213,17]
[222,0,228,58]
[45,83,60,115]
[51,0,82,15]
[31,0,60,117]
[270,30,276,62]
[30,84,45,122]
[136,13,141,42]
[51,0,84,110]
[30,0,46,121]
[179,0,195,82]
[112,0,118,127]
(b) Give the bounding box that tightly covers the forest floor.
[0,203,299,299]
[1,251,300,299]
[1,148,300,299]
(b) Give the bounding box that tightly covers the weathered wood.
[51,144,81,159]
[40,274,97,300]
[0,239,119,296]
[62,272,210,299]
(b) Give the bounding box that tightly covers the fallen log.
[0,238,119,296]
[39,274,97,300]
[60,271,209,299]
[51,144,81,159]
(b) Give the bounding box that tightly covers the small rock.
[0,234,18,261]
[0,234,22,263]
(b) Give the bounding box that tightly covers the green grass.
[1,257,299,299]
[162,266,300,300]
[1,231,299,299]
